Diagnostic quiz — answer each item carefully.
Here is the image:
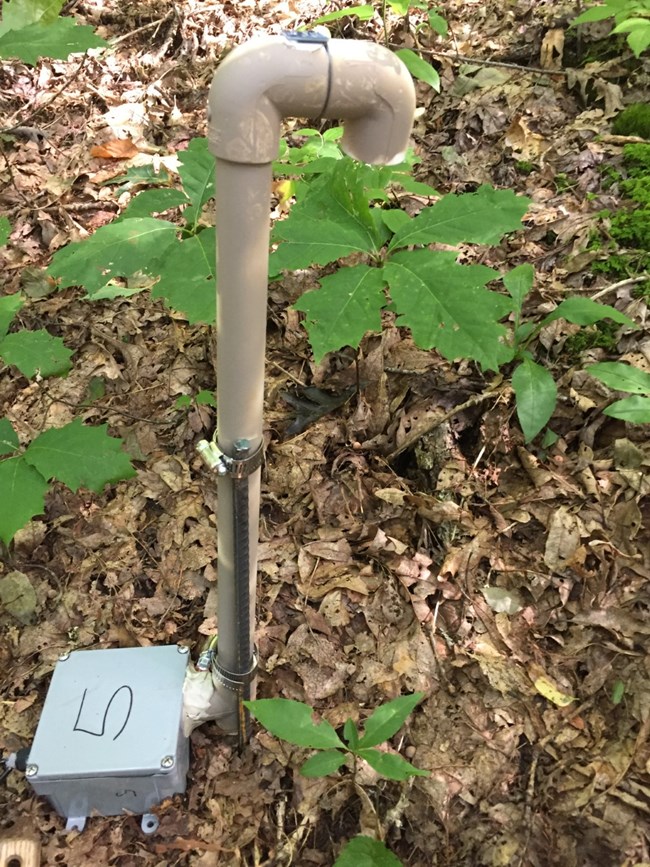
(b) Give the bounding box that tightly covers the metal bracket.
[212,652,258,694]
[283,29,329,46]
[196,438,263,479]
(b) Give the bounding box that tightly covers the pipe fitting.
[208,33,415,166]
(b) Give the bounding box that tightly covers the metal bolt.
[177,645,189,654]
[160,755,174,769]
[25,764,38,777]
[233,438,250,456]
[58,652,70,661]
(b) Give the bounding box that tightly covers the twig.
[590,276,648,301]
[394,44,571,77]
[1,54,88,134]
[110,9,176,47]
[386,389,500,461]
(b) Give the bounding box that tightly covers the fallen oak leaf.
[90,138,140,160]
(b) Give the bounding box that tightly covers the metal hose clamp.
[196,438,263,478]
[212,652,259,694]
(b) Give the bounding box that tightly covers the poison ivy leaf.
[294,265,386,362]
[0,216,10,246]
[389,186,530,250]
[178,137,215,228]
[271,160,382,271]
[512,358,557,441]
[395,48,440,91]
[603,396,650,422]
[0,0,64,36]
[384,251,512,370]
[357,749,430,780]
[0,330,72,378]
[119,188,188,221]
[244,699,345,750]
[0,419,19,456]
[24,420,136,492]
[587,361,650,394]
[151,231,216,324]
[544,297,634,327]
[300,749,348,777]
[572,4,618,24]
[48,218,177,293]
[428,10,449,36]
[0,457,48,545]
[357,693,424,749]
[0,18,107,65]
[0,295,24,339]
[334,836,402,867]
[313,5,374,24]
[503,263,534,310]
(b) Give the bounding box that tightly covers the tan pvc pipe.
[205,33,415,733]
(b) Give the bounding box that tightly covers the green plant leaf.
[0,418,19,456]
[503,263,534,310]
[0,457,48,545]
[386,0,410,13]
[384,251,512,370]
[312,5,375,25]
[394,48,440,92]
[0,18,107,65]
[334,836,402,867]
[24,419,136,492]
[357,748,430,781]
[389,186,530,250]
[119,188,188,221]
[0,216,10,246]
[178,137,215,228]
[624,21,650,55]
[357,693,424,749]
[427,10,449,36]
[0,0,64,36]
[300,749,348,777]
[572,5,617,25]
[512,358,557,441]
[151,231,216,324]
[244,699,345,749]
[603,395,650,422]
[544,297,634,327]
[48,217,177,294]
[587,361,650,394]
[271,161,382,271]
[0,294,24,339]
[294,264,386,363]
[196,390,217,406]
[0,330,72,378]
[343,718,359,750]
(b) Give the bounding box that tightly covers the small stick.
[111,10,175,46]
[386,389,499,461]
[391,44,571,77]
[590,276,648,301]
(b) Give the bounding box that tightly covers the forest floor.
[1,0,649,865]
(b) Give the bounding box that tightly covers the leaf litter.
[1,0,649,865]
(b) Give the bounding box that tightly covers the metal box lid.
[29,646,189,781]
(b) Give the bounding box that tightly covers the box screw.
[177,645,189,654]
[58,652,70,661]
[25,764,38,777]
[160,755,175,769]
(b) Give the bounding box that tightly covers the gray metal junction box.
[26,645,189,829]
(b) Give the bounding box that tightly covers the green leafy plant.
[0,417,135,545]
[572,0,650,57]
[312,1,446,91]
[245,693,428,866]
[0,0,107,64]
[0,295,72,378]
[587,361,650,422]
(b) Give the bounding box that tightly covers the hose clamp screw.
[160,755,175,769]
[25,764,38,777]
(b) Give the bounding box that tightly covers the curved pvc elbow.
[208,34,415,166]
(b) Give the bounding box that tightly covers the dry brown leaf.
[90,138,140,159]
[505,117,547,160]
[540,28,565,70]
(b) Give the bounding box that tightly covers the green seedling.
[572,1,650,58]
[587,361,650,422]
[0,0,107,64]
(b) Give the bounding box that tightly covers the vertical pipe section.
[214,161,271,732]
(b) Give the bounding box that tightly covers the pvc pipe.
[199,32,415,738]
